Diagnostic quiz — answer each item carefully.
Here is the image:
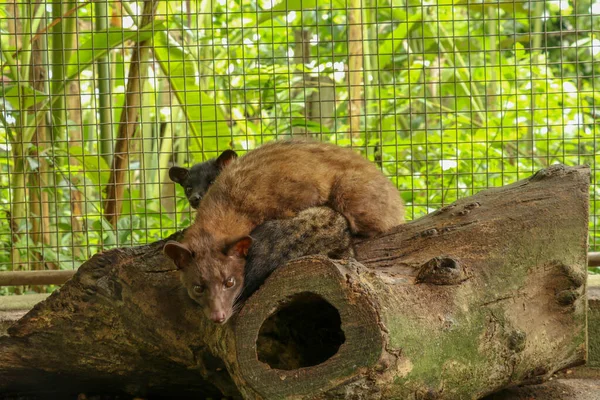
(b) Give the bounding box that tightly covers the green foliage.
[0,0,598,280]
[153,30,231,152]
[67,21,167,81]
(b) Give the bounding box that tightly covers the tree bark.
[28,23,52,261]
[0,164,589,399]
[347,0,364,139]
[27,10,55,294]
[103,0,159,227]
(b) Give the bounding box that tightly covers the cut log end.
[234,256,382,399]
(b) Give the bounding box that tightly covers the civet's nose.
[211,311,226,324]
[190,194,201,208]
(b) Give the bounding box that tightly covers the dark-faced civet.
[169,150,237,209]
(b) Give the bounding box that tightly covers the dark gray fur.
[169,150,237,209]
[236,206,354,305]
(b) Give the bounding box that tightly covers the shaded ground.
[2,372,600,400]
[485,378,600,400]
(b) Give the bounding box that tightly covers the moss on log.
[0,164,589,399]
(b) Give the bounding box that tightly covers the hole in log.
[256,292,345,370]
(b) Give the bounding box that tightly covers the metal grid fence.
[0,0,598,294]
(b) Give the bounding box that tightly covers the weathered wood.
[0,252,596,288]
[0,164,589,399]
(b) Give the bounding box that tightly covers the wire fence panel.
[0,0,598,294]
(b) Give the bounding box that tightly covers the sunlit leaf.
[456,0,528,14]
[54,146,110,186]
[378,12,423,69]
[256,0,318,25]
[1,84,48,111]
[153,31,231,153]
[67,20,167,81]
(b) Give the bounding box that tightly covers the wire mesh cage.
[0,0,598,295]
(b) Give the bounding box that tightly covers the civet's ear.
[163,240,193,270]
[215,150,238,170]
[168,166,189,184]
[224,236,253,259]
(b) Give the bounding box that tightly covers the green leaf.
[55,146,110,186]
[153,31,230,153]
[67,20,167,81]
[256,0,318,25]
[456,0,528,15]
[1,84,48,111]
[290,118,331,133]
[378,12,423,69]
[92,218,116,246]
[40,247,78,270]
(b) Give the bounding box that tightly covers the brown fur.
[167,139,404,323]
[191,139,403,239]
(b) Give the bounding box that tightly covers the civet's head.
[163,235,252,324]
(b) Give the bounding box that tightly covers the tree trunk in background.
[96,0,114,166]
[7,0,20,47]
[7,0,23,274]
[292,29,336,136]
[159,92,176,219]
[0,165,589,399]
[103,0,159,227]
[67,75,84,259]
[28,17,51,277]
[347,0,364,139]
[292,29,310,137]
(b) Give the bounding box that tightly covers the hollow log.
[0,164,589,399]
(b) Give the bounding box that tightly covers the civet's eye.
[224,277,235,288]
[193,285,204,295]
[185,187,193,195]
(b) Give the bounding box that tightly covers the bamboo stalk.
[103,0,160,227]
[362,0,382,157]
[28,39,45,265]
[26,1,55,294]
[50,0,66,141]
[486,6,498,112]
[9,0,31,272]
[67,38,84,260]
[29,2,51,252]
[197,0,213,84]
[9,0,47,273]
[140,77,156,200]
[7,0,20,49]
[158,119,176,218]
[347,0,364,139]
[527,0,546,148]
[9,151,27,272]
[95,0,114,165]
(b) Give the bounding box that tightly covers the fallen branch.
[0,164,589,399]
